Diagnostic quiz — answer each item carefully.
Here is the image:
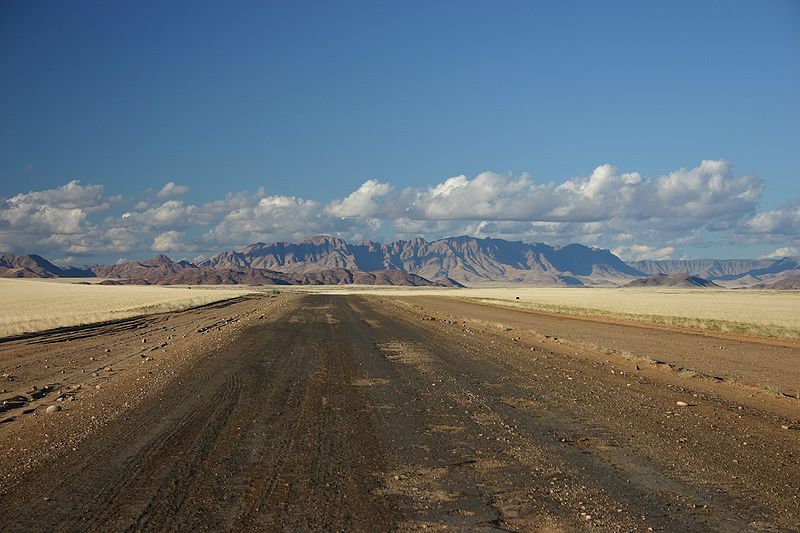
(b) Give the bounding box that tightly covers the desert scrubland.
[0,278,253,338]
[294,285,800,339]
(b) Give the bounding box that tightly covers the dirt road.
[0,293,798,531]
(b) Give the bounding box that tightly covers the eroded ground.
[0,293,798,531]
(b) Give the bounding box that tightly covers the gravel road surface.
[0,293,798,531]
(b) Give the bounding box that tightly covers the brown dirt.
[0,293,798,531]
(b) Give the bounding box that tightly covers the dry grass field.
[2,277,797,340]
[292,285,800,339]
[0,278,253,338]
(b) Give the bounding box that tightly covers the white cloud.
[120,200,214,228]
[613,244,676,261]
[8,180,107,211]
[205,191,391,247]
[762,246,800,258]
[743,200,800,236]
[152,230,192,252]
[0,181,112,254]
[327,179,393,217]
[400,160,761,224]
[0,160,795,261]
[157,182,190,198]
[206,195,340,245]
[324,161,761,230]
[408,172,557,221]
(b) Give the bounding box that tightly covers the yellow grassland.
[288,285,800,340]
[0,278,253,338]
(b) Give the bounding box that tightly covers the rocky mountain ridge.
[629,257,800,287]
[91,254,460,287]
[200,235,642,286]
[0,254,94,279]
[3,235,799,288]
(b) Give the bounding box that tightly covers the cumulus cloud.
[152,230,192,252]
[205,195,369,245]
[743,200,800,236]
[0,181,113,254]
[121,200,211,228]
[8,180,107,212]
[399,160,761,224]
[762,246,800,258]
[612,244,676,262]
[1,160,796,262]
[327,180,393,217]
[157,182,190,198]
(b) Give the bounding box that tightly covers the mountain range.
[198,235,641,286]
[0,254,95,279]
[90,254,461,287]
[2,236,799,288]
[628,257,800,287]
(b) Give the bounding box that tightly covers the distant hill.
[753,273,800,290]
[0,254,93,278]
[92,254,193,280]
[201,235,642,286]
[629,257,800,287]
[625,273,721,289]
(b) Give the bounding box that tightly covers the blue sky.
[1,1,799,263]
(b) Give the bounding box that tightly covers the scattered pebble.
[45,405,61,414]
[676,401,689,407]
[142,338,147,344]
